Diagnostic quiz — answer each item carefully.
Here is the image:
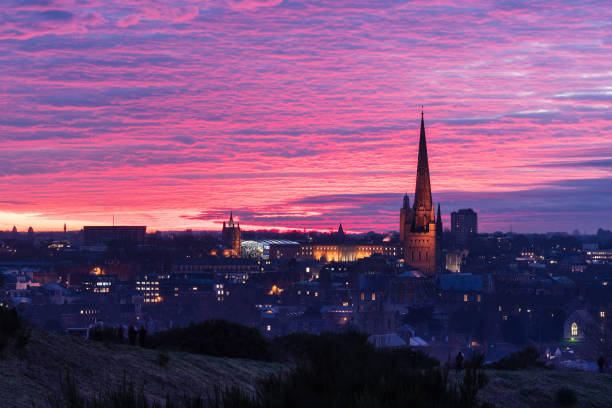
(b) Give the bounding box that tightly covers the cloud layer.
[0,0,611,232]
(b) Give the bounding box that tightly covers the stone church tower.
[222,211,242,257]
[400,112,442,277]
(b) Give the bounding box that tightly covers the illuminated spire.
[413,110,433,212]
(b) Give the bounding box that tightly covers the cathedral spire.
[413,110,433,212]
[436,203,442,230]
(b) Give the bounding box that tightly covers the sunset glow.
[1,0,611,232]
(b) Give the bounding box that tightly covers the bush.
[148,320,272,360]
[486,345,544,370]
[0,334,8,354]
[555,386,577,406]
[0,308,29,353]
[0,308,21,336]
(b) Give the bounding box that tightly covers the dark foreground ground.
[477,368,612,408]
[0,331,282,408]
[1,330,611,408]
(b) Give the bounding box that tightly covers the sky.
[1,0,611,233]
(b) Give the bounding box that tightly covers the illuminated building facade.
[299,243,399,262]
[400,112,442,277]
[222,212,241,257]
[298,225,399,262]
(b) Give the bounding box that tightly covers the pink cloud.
[0,0,611,232]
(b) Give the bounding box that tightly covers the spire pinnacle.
[414,110,433,212]
[403,193,410,209]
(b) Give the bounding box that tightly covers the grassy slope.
[478,369,612,408]
[0,331,282,408]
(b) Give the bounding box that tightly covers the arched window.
[571,322,578,336]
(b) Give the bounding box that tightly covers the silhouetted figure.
[116,325,124,343]
[128,325,137,346]
[138,326,147,347]
[455,352,464,372]
[598,356,606,373]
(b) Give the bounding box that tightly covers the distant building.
[222,212,241,257]
[298,225,399,262]
[400,112,442,277]
[83,226,146,245]
[242,239,301,260]
[564,310,595,342]
[451,208,478,247]
[446,249,469,273]
[585,249,612,264]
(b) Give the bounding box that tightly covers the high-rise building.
[400,112,442,277]
[222,212,241,257]
[451,208,478,247]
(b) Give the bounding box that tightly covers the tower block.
[400,112,442,277]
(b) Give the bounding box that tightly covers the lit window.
[463,294,468,302]
[571,322,578,336]
[601,311,606,318]
[477,294,481,302]
[266,324,271,332]
[371,293,376,301]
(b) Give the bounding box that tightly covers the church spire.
[403,193,410,209]
[436,203,442,230]
[413,110,433,212]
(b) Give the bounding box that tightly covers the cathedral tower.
[222,211,242,257]
[400,112,442,277]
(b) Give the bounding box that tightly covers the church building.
[400,112,442,277]
[222,212,242,257]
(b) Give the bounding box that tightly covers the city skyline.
[1,1,611,233]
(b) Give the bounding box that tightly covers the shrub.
[555,386,577,406]
[486,345,543,370]
[0,308,21,336]
[148,320,271,360]
[0,334,8,353]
